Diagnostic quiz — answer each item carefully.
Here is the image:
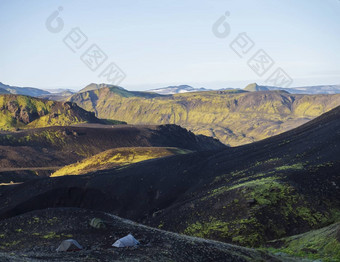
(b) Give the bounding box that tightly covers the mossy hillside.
[51,147,192,176]
[0,130,70,148]
[0,95,52,113]
[183,177,331,247]
[0,94,103,130]
[69,88,340,146]
[265,222,340,261]
[0,95,51,130]
[150,158,339,249]
[26,112,82,128]
[0,111,18,130]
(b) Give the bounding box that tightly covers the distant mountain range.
[148,85,211,94]
[244,83,340,94]
[10,81,340,146]
[67,83,340,146]
[44,88,76,94]
[0,82,50,96]
[38,90,76,101]
[149,83,340,95]
[2,81,340,98]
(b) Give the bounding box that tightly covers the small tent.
[112,234,139,248]
[56,239,83,252]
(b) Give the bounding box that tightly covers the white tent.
[56,239,83,252]
[112,234,139,248]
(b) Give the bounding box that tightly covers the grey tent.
[112,234,139,248]
[56,239,83,252]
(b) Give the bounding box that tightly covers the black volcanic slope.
[0,208,283,262]
[0,106,339,249]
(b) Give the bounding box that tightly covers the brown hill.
[0,124,225,180]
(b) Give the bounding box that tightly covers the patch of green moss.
[184,217,263,246]
[4,240,20,247]
[101,119,127,125]
[62,234,73,238]
[189,176,331,247]
[275,163,304,171]
[47,217,58,225]
[34,130,67,146]
[42,232,60,239]
[253,158,280,167]
[266,222,340,261]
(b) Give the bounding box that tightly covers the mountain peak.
[244,83,269,92]
[79,83,125,93]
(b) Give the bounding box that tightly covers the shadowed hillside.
[0,88,10,94]
[0,124,225,180]
[68,85,340,146]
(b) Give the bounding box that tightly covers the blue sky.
[0,0,339,90]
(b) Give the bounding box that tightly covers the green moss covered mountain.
[68,84,340,146]
[0,94,103,130]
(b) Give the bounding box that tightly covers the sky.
[0,0,339,91]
